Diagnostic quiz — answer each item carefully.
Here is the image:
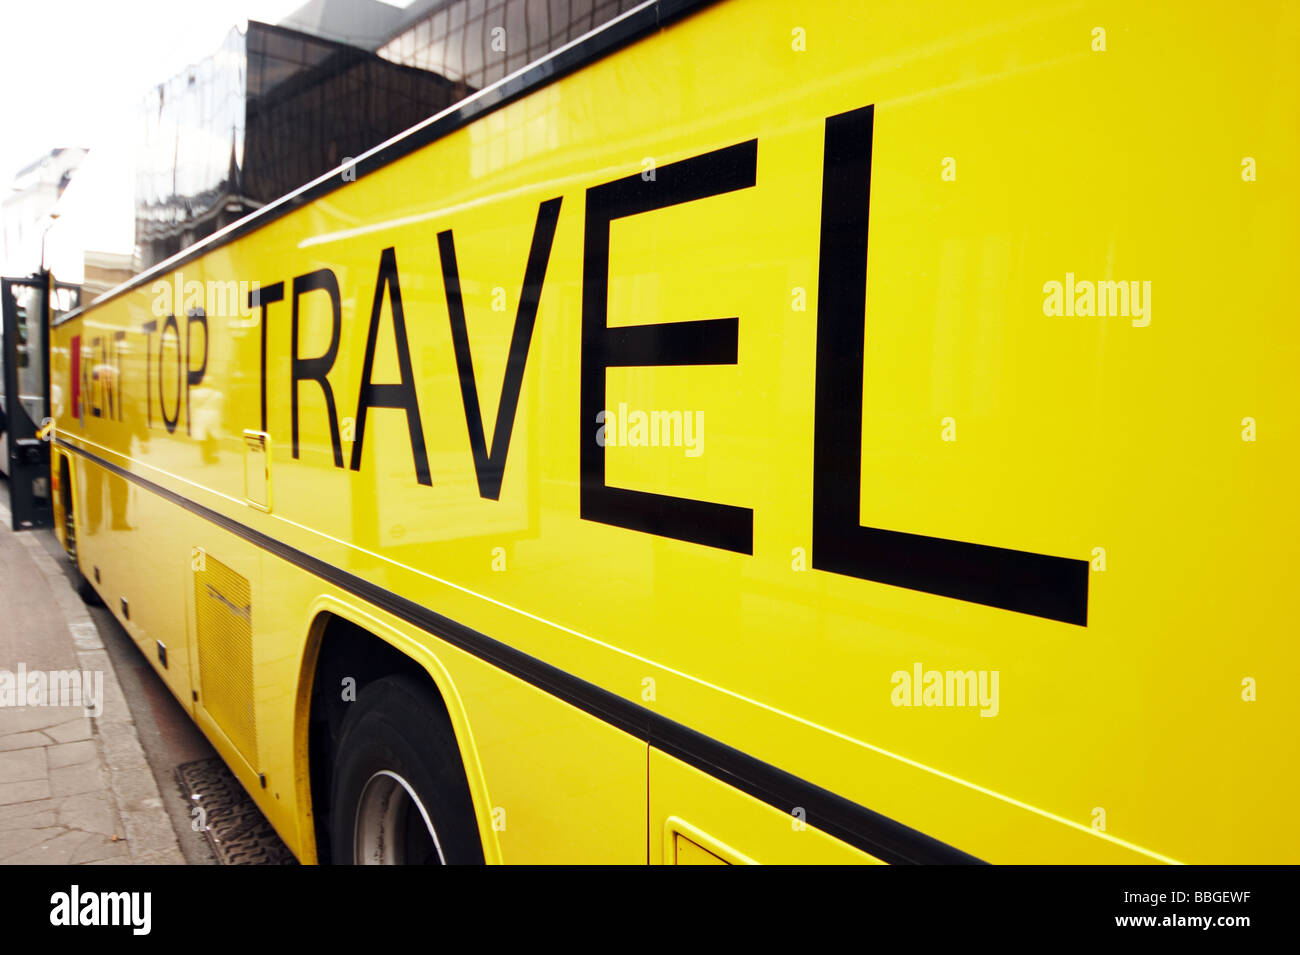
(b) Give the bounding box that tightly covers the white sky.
[0,1,319,182]
[1,0,418,274]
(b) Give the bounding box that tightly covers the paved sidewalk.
[0,498,184,864]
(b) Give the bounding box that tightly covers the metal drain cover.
[176,758,298,865]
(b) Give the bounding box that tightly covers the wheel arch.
[53,446,76,555]
[294,597,499,864]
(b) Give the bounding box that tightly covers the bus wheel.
[329,674,483,864]
[60,466,100,606]
[73,565,100,605]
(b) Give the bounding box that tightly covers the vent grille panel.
[194,555,256,764]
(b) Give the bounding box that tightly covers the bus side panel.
[76,453,197,713]
[648,748,884,864]
[257,573,649,864]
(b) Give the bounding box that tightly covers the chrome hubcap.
[353,770,445,865]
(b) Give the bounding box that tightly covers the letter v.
[438,197,562,499]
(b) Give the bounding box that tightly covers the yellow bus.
[47,0,1298,864]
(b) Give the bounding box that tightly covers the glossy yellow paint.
[653,754,883,864]
[672,835,730,865]
[49,0,1298,863]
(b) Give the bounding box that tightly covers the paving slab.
[0,497,183,864]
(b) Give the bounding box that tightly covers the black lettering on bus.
[141,319,157,426]
[249,282,285,433]
[350,248,432,486]
[439,197,562,500]
[810,103,1089,625]
[113,329,126,421]
[99,333,115,421]
[186,308,208,436]
[580,141,755,554]
[80,340,92,422]
[160,314,181,434]
[291,270,344,466]
[89,336,103,418]
[99,336,110,418]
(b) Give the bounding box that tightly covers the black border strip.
[53,0,719,328]
[56,438,982,865]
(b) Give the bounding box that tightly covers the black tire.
[60,460,101,606]
[65,512,101,607]
[74,565,101,606]
[329,675,484,865]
